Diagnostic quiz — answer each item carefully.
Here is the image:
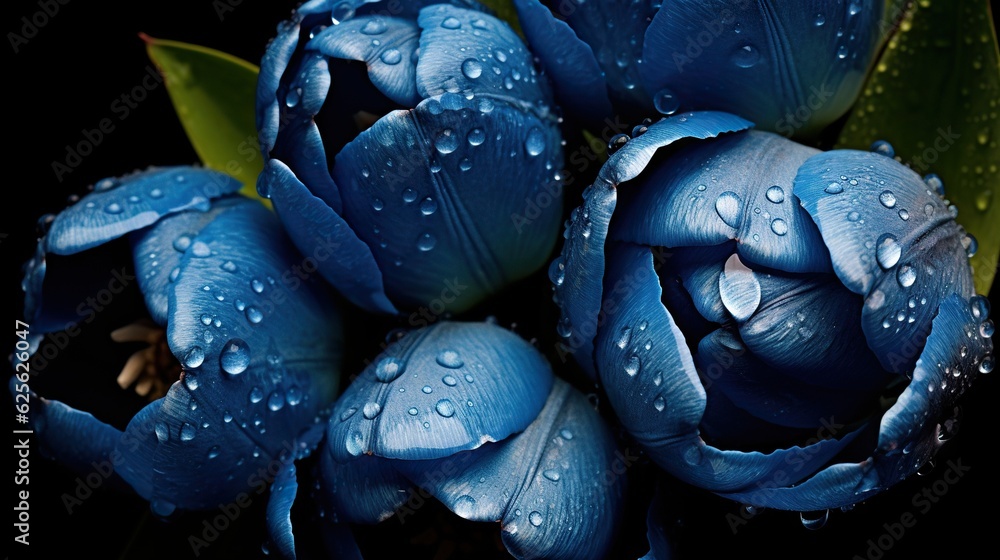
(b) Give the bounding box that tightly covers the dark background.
[4,1,996,559]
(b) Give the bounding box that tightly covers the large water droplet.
[184,346,205,369]
[173,235,193,252]
[435,129,458,154]
[267,391,285,412]
[104,202,123,214]
[375,357,405,382]
[251,278,265,293]
[525,127,546,156]
[435,399,456,418]
[720,254,761,321]
[220,339,251,376]
[361,19,387,35]
[529,511,544,527]
[454,495,477,518]
[715,191,743,228]
[653,88,680,115]
[184,374,199,391]
[467,128,486,146]
[417,232,437,251]
[653,396,666,411]
[876,233,902,269]
[402,188,418,203]
[879,190,897,208]
[462,58,483,79]
[436,350,464,369]
[363,402,382,419]
[543,469,561,482]
[732,44,760,67]
[419,197,437,216]
[896,264,916,288]
[246,306,263,324]
[765,185,785,204]
[154,421,169,442]
[770,218,788,236]
[441,16,461,29]
[870,140,895,158]
[825,182,844,194]
[801,510,829,530]
[180,422,196,442]
[379,48,402,65]
[191,241,211,258]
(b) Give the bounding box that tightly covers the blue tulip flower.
[513,0,885,135]
[266,321,625,559]
[15,166,342,515]
[551,111,994,511]
[256,0,564,315]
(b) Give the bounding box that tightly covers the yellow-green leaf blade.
[836,1,1000,294]
[144,35,266,204]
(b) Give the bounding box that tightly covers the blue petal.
[318,452,411,524]
[45,167,241,255]
[641,483,674,560]
[333,95,562,312]
[665,243,735,324]
[265,422,327,559]
[554,0,659,112]
[326,321,554,461]
[129,197,246,326]
[355,0,487,19]
[146,200,340,510]
[874,294,992,484]
[512,0,613,123]
[593,242,863,492]
[640,0,881,136]
[27,393,123,478]
[695,328,876,429]
[609,130,831,274]
[261,159,397,314]
[114,399,164,502]
[415,5,551,114]
[795,149,976,373]
[266,52,343,212]
[741,269,894,392]
[396,380,624,560]
[267,460,300,559]
[553,111,751,377]
[307,15,421,106]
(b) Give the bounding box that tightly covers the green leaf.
[144,35,267,205]
[836,1,1000,295]
[479,0,522,35]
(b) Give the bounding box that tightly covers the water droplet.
[363,402,382,419]
[402,188,418,203]
[375,357,405,382]
[965,234,978,257]
[870,140,895,157]
[879,190,897,208]
[467,128,486,146]
[525,127,545,156]
[180,422,196,442]
[245,306,263,324]
[454,495,477,518]
[814,13,826,26]
[441,16,461,29]
[898,208,909,221]
[422,385,433,394]
[267,391,285,412]
[765,185,785,204]
[417,232,437,251]
[461,58,483,79]
[801,510,829,530]
[980,356,994,374]
[435,350,464,369]
[442,375,458,387]
[970,295,991,320]
[184,346,205,369]
[340,407,358,422]
[285,87,301,108]
[607,133,629,153]
[407,407,419,416]
[154,421,169,442]
[331,2,354,24]
[207,445,221,460]
[653,396,666,411]
[191,241,211,257]
[837,45,848,59]
[379,48,402,65]
[847,211,861,222]
[981,320,995,338]
[616,326,632,349]
[434,129,458,154]
[415,196,438,217]
[173,235,193,252]
[251,278,265,293]
[825,182,844,194]
[543,469,561,482]
[925,174,945,195]
[896,264,916,287]
[184,374,199,391]
[719,254,761,321]
[459,157,472,171]
[715,191,743,228]
[371,197,384,211]
[361,19,387,35]
[653,88,680,115]
[876,233,901,269]
[529,511,544,527]
[770,218,788,236]
[435,399,456,417]
[151,499,176,518]
[149,188,163,199]
[105,202,123,214]
[732,43,760,68]
[220,339,251,376]
[624,355,640,376]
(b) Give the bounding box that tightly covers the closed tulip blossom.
[16,166,342,515]
[256,0,564,315]
[266,321,625,560]
[552,111,993,511]
[513,0,887,135]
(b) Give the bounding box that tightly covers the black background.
[5,1,996,559]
